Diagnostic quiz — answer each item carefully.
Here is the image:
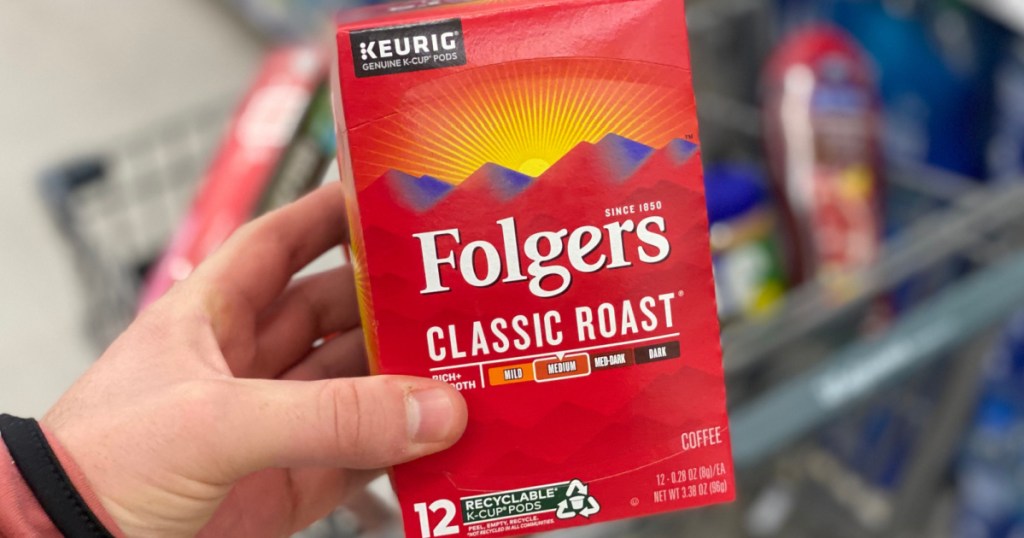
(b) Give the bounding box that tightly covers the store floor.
[0,2,263,416]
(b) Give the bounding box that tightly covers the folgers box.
[332,0,735,536]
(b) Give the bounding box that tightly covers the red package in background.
[141,46,329,307]
[763,27,884,284]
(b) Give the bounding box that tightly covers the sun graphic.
[349,58,697,189]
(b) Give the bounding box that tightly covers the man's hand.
[43,183,468,537]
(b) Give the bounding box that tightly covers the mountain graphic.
[361,134,689,213]
[666,138,698,164]
[598,133,656,180]
[458,163,534,202]
[374,170,453,212]
[527,133,657,189]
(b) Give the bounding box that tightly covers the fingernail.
[407,388,456,443]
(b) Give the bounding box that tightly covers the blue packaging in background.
[704,164,787,324]
[988,41,1024,182]
[955,311,1024,538]
[778,0,1011,181]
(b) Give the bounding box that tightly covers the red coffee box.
[332,1,735,536]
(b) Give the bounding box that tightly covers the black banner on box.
[634,341,681,365]
[350,19,466,78]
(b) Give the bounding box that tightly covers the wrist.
[0,415,123,537]
[40,420,127,537]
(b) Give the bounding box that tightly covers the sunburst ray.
[351,58,696,188]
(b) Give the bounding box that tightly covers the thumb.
[210,376,467,478]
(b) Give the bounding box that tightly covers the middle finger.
[242,265,361,378]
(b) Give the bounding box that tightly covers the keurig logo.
[350,19,466,77]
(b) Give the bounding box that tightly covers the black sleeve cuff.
[0,414,114,538]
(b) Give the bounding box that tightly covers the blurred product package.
[332,0,735,536]
[956,310,1024,538]
[988,41,1024,183]
[141,45,332,306]
[763,26,883,283]
[778,0,1011,182]
[704,164,786,323]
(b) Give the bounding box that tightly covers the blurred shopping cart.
[38,45,333,351]
[39,101,232,350]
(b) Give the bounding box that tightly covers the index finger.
[188,182,349,325]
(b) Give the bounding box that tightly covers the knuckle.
[321,379,404,467]
[136,296,205,333]
[160,379,238,440]
[174,379,234,410]
[234,218,298,274]
[318,382,355,462]
[116,301,211,363]
[233,217,267,244]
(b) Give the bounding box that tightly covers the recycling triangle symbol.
[556,479,601,520]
